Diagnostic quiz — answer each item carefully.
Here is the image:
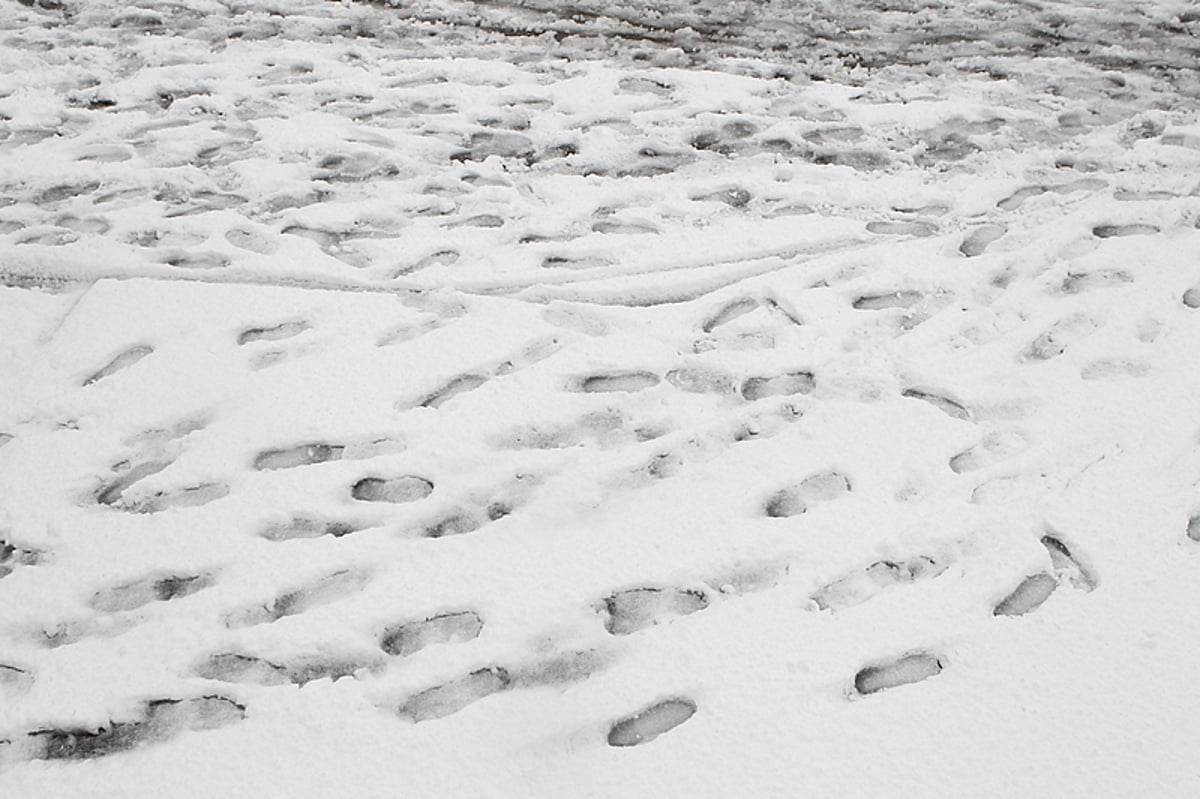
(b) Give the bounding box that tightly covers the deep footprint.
[993,572,1057,616]
[854,652,943,695]
[352,476,433,503]
[607,698,697,747]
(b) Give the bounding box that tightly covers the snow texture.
[2,0,1200,796]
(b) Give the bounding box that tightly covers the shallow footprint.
[259,516,362,542]
[741,371,814,401]
[226,569,369,628]
[813,557,945,612]
[398,667,510,723]
[83,345,154,386]
[764,471,850,518]
[91,573,212,613]
[380,611,483,657]
[602,587,708,635]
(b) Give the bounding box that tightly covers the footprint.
[865,220,936,237]
[450,131,534,163]
[854,652,943,695]
[1092,224,1158,238]
[236,320,309,345]
[34,181,100,206]
[254,444,345,470]
[1080,359,1150,380]
[574,372,661,393]
[691,188,752,208]
[82,345,154,386]
[852,291,923,311]
[22,696,244,762]
[1041,534,1096,590]
[398,667,510,723]
[959,224,1005,257]
[601,587,708,635]
[259,516,362,542]
[419,374,489,409]
[1187,515,1200,543]
[949,430,1027,473]
[993,572,1057,616]
[764,470,851,518]
[1061,270,1133,293]
[422,502,511,538]
[162,251,230,270]
[813,557,946,612]
[0,539,41,579]
[196,653,291,686]
[741,371,814,401]
[1181,288,1200,309]
[226,569,369,628]
[351,476,433,504]
[665,367,736,395]
[996,185,1047,211]
[901,388,971,421]
[591,219,659,235]
[94,460,173,507]
[380,611,483,657]
[91,573,212,613]
[124,482,229,514]
[701,296,759,332]
[1022,314,1097,361]
[199,651,369,687]
[224,228,276,254]
[607,698,696,747]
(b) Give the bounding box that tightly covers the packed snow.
[2,0,1200,796]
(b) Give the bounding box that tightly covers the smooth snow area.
[2,0,1200,796]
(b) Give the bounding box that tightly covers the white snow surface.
[2,0,1200,795]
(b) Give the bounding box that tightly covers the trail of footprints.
[3,281,1140,763]
[6,0,1198,765]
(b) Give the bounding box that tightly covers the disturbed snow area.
[2,0,1200,795]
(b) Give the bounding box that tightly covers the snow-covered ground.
[2,0,1200,795]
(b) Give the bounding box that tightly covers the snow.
[2,0,1200,795]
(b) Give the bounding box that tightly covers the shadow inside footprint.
[607,698,696,747]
